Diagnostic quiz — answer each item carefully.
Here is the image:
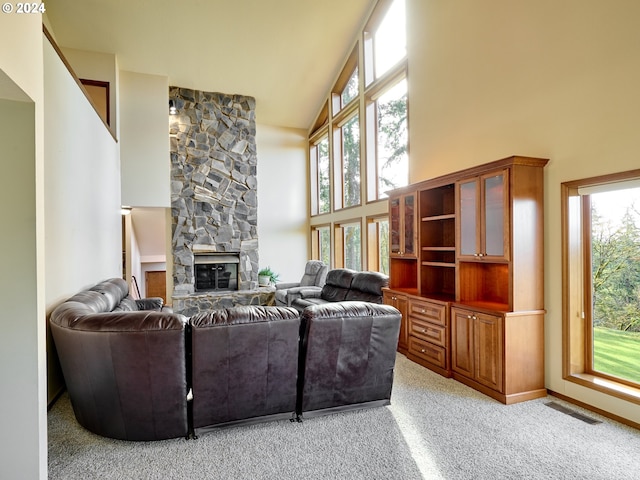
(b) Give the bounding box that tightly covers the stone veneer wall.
[169,87,259,297]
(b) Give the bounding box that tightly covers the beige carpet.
[48,354,640,479]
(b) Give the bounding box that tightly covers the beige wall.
[256,124,310,282]
[43,39,122,306]
[0,13,46,480]
[61,47,119,136]
[407,0,640,423]
[119,70,170,208]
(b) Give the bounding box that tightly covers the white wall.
[0,13,46,480]
[43,39,122,306]
[256,124,309,283]
[119,70,170,207]
[60,47,119,136]
[407,0,640,424]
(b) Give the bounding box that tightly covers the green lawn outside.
[593,327,640,384]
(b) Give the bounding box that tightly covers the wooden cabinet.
[407,297,450,377]
[387,156,548,404]
[383,289,408,352]
[390,193,417,258]
[450,306,545,404]
[457,169,509,261]
[451,307,503,392]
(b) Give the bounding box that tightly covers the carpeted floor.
[48,354,640,479]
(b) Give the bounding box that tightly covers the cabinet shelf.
[422,246,455,251]
[422,261,455,268]
[422,213,456,222]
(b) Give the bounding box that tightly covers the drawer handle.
[422,328,427,333]
[421,308,426,313]
[421,348,426,353]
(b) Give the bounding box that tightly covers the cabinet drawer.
[408,299,446,326]
[409,317,446,347]
[409,337,447,369]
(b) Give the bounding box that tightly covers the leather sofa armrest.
[275,282,301,290]
[298,286,323,299]
[135,297,164,311]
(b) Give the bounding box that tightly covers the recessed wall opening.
[194,253,239,292]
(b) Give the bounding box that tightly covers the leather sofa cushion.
[90,278,129,311]
[190,306,301,430]
[320,268,355,302]
[345,271,389,303]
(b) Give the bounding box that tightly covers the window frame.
[562,168,640,405]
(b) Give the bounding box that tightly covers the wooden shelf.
[422,261,455,268]
[422,214,456,222]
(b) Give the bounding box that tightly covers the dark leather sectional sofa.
[50,277,401,441]
[290,268,389,311]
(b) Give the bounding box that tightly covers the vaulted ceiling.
[46,0,376,130]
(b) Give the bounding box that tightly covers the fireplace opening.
[194,253,239,292]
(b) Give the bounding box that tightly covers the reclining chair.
[274,260,328,307]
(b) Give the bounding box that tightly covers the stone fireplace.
[169,87,271,315]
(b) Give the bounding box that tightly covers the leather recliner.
[291,269,389,312]
[297,301,401,418]
[49,290,189,441]
[189,306,301,435]
[274,260,328,307]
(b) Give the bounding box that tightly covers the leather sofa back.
[320,268,355,302]
[345,271,389,303]
[319,269,389,304]
[49,299,190,441]
[189,306,301,433]
[298,301,401,417]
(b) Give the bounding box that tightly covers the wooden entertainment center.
[384,155,548,404]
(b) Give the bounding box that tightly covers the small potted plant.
[258,266,279,286]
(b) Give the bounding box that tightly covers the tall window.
[317,136,330,214]
[563,170,640,401]
[364,0,407,86]
[337,114,361,209]
[367,78,408,200]
[308,0,407,273]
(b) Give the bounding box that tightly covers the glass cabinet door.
[403,194,415,256]
[483,172,505,257]
[390,197,401,255]
[458,180,478,256]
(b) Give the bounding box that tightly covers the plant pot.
[258,275,271,286]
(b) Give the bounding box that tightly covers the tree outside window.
[375,79,408,199]
[341,115,361,208]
